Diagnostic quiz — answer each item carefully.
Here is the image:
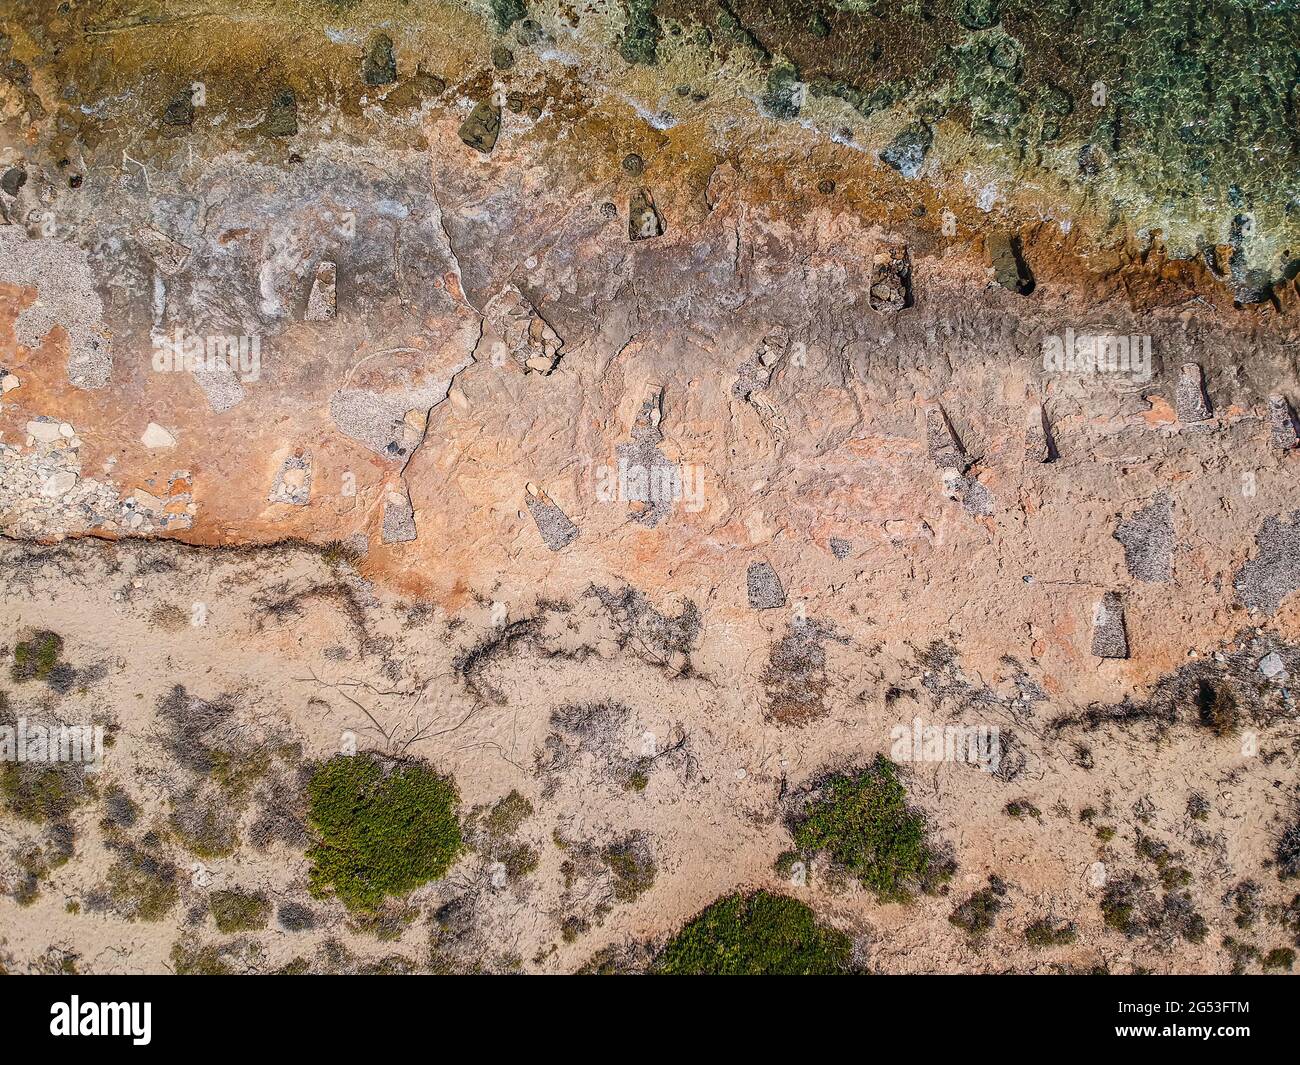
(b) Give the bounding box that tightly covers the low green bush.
[790,756,948,903]
[654,890,853,975]
[210,888,271,933]
[305,753,462,911]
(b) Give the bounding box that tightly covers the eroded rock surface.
[2,0,1300,977]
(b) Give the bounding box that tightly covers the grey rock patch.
[880,123,932,179]
[615,388,679,528]
[1024,403,1053,462]
[0,228,112,389]
[330,383,460,459]
[525,487,579,551]
[0,440,122,537]
[746,561,786,609]
[381,487,417,543]
[829,537,852,560]
[344,532,369,559]
[269,453,312,506]
[305,261,337,322]
[925,406,967,470]
[1114,491,1173,583]
[1091,592,1129,659]
[942,468,994,516]
[1268,394,1298,450]
[191,366,245,413]
[1234,510,1300,614]
[1259,651,1286,680]
[1175,363,1211,423]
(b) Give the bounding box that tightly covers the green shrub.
[484,789,533,838]
[1263,947,1295,971]
[501,842,539,880]
[1277,815,1300,880]
[12,631,62,682]
[305,753,462,911]
[105,846,179,922]
[654,890,853,975]
[0,761,89,823]
[171,941,234,975]
[949,876,1007,940]
[790,756,947,903]
[209,888,271,933]
[601,834,656,902]
[1024,918,1078,947]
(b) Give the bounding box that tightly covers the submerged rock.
[363,34,398,86]
[263,88,298,137]
[880,123,932,179]
[986,231,1034,294]
[459,98,503,154]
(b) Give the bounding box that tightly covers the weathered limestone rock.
[305,261,337,322]
[141,422,176,449]
[746,561,786,609]
[1268,394,1298,449]
[925,406,967,470]
[1114,492,1174,583]
[1176,363,1211,423]
[525,485,578,551]
[1091,592,1129,659]
[1024,403,1053,462]
[382,486,417,543]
